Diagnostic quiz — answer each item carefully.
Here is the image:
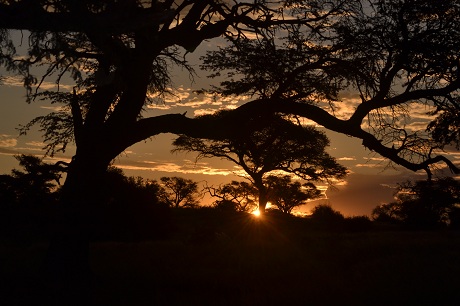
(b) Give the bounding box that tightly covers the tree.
[173,113,346,212]
[159,176,199,208]
[0,1,342,208]
[371,202,402,224]
[0,154,65,206]
[266,175,321,215]
[199,0,460,178]
[309,204,345,228]
[101,166,162,207]
[207,181,258,213]
[372,177,460,229]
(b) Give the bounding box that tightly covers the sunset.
[1,1,460,305]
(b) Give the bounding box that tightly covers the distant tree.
[102,166,162,206]
[0,154,65,206]
[207,181,258,213]
[372,177,460,229]
[159,176,200,208]
[266,175,321,215]
[173,113,346,213]
[371,202,402,224]
[310,204,345,227]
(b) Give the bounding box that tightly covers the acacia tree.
[158,176,199,208]
[372,177,460,228]
[265,175,321,215]
[206,180,258,213]
[1,1,341,208]
[199,0,460,179]
[173,113,346,213]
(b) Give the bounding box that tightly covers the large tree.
[1,0,337,207]
[198,0,460,178]
[173,112,346,212]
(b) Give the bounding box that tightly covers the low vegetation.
[1,155,460,305]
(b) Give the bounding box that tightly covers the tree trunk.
[257,185,268,214]
[42,151,112,304]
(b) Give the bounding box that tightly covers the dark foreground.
[2,210,460,306]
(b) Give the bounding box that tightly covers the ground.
[2,210,460,305]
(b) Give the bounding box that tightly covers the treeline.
[1,155,460,244]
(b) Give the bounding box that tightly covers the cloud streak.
[0,135,17,148]
[115,158,238,177]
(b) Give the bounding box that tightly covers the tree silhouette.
[199,1,460,178]
[159,176,199,208]
[266,175,321,215]
[206,181,258,213]
[310,204,345,229]
[372,177,460,229]
[173,113,346,212]
[0,154,65,206]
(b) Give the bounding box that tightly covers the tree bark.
[42,149,112,304]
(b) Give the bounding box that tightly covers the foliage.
[101,166,162,206]
[0,154,65,206]
[158,176,200,208]
[309,204,345,227]
[200,0,460,176]
[371,177,460,229]
[89,166,171,240]
[207,181,258,213]
[265,175,321,214]
[173,112,346,212]
[1,0,458,200]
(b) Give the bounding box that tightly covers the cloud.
[0,135,17,148]
[193,108,218,116]
[337,157,357,161]
[1,76,23,87]
[25,141,45,147]
[40,105,67,111]
[1,75,74,90]
[147,86,250,116]
[115,159,237,177]
[355,163,385,169]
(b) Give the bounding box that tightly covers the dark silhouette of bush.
[372,177,460,230]
[90,167,172,241]
[448,206,460,230]
[309,204,345,230]
[212,199,240,213]
[344,216,373,232]
[0,155,65,242]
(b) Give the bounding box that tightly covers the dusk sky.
[1,35,457,217]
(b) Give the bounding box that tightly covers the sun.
[252,209,261,217]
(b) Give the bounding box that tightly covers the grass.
[2,209,460,305]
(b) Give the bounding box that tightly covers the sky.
[1,37,458,217]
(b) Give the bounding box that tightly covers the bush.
[309,204,345,230]
[344,216,373,232]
